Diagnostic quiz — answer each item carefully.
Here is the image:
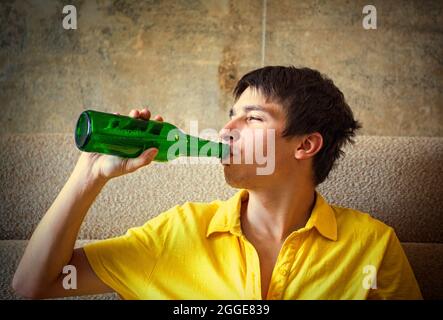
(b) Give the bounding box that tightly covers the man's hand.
[12,108,164,299]
[76,108,164,182]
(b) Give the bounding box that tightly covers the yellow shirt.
[83,189,422,300]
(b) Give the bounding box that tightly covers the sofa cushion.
[0,240,117,300]
[0,135,442,242]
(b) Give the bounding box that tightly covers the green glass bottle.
[74,110,229,162]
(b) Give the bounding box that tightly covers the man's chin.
[224,178,245,189]
[223,166,253,189]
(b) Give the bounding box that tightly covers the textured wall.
[0,0,442,136]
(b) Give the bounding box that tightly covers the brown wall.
[1,0,442,135]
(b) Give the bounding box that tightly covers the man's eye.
[247,116,263,122]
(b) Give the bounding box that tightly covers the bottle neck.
[182,134,229,159]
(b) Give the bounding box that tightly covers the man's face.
[220,87,298,189]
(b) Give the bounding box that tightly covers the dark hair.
[233,66,362,185]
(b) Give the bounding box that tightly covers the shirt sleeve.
[83,208,174,299]
[368,229,423,300]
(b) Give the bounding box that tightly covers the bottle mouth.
[75,111,91,149]
[220,143,230,159]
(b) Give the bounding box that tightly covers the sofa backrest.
[0,134,441,299]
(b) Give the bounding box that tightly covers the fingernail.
[148,149,158,157]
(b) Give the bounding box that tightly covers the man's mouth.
[230,143,240,155]
[221,150,239,166]
[220,142,241,165]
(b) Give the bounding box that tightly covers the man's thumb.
[125,148,158,172]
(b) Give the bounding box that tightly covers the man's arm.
[12,163,113,299]
[368,229,423,300]
[12,108,160,299]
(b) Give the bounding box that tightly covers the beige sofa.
[0,134,441,299]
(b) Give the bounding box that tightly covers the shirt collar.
[206,189,337,241]
[206,189,248,238]
[305,191,338,241]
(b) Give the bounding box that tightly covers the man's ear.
[294,133,323,160]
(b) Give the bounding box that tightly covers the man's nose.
[219,128,232,143]
[219,127,240,143]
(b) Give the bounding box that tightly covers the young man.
[13,66,422,299]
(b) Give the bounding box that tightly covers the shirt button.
[280,268,288,276]
[279,263,290,276]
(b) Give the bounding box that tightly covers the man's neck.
[240,184,316,243]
